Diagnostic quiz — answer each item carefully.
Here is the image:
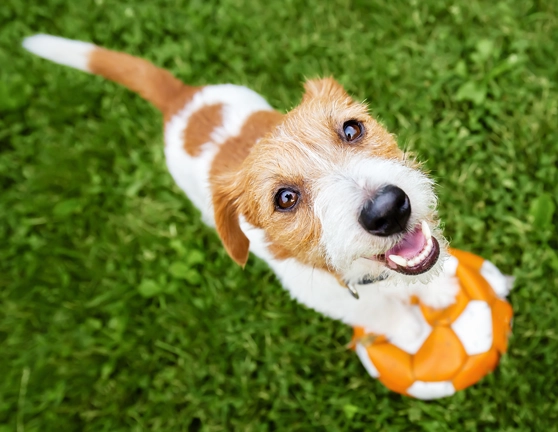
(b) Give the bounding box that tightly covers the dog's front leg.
[350,290,428,344]
[242,225,428,342]
[415,274,460,309]
[412,257,460,309]
[265,258,425,342]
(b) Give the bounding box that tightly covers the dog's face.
[214,78,445,284]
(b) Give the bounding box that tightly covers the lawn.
[1,0,557,430]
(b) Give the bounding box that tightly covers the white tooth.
[427,238,433,248]
[422,221,432,240]
[424,242,432,254]
[389,255,408,267]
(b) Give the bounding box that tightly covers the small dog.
[23,35,460,344]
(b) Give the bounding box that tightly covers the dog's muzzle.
[359,185,440,275]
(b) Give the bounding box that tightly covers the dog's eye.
[275,188,300,211]
[343,120,363,142]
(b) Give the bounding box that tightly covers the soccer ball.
[352,248,513,400]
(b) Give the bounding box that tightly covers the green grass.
[1,0,558,430]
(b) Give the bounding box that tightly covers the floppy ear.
[212,184,250,266]
[303,77,351,102]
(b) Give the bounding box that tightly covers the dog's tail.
[23,34,196,119]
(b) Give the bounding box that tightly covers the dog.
[23,34,460,344]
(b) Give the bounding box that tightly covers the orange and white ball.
[353,249,513,400]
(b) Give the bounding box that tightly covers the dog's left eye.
[343,120,363,142]
[275,188,300,211]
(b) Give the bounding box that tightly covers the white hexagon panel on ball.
[406,380,456,400]
[451,300,493,355]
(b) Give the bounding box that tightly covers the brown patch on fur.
[89,47,199,121]
[213,187,251,266]
[233,136,328,269]
[266,241,293,261]
[257,188,326,269]
[263,214,327,269]
[184,104,223,156]
[210,110,284,265]
[301,78,404,161]
[303,77,351,102]
[211,110,284,179]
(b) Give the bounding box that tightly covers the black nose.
[359,185,411,236]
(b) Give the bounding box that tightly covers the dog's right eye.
[342,120,363,142]
[275,188,300,211]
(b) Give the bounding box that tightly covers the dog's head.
[213,78,445,285]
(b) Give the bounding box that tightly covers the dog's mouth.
[376,221,440,275]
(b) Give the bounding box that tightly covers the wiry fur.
[23,35,459,343]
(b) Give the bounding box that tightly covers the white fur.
[164,85,273,225]
[22,34,95,72]
[241,219,455,341]
[416,274,460,309]
[415,255,461,308]
[389,305,431,354]
[313,157,437,273]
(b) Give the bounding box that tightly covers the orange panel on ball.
[492,299,513,353]
[420,287,470,326]
[367,344,414,394]
[452,348,499,391]
[353,327,366,340]
[448,248,485,271]
[413,327,467,381]
[457,263,496,304]
[350,328,387,350]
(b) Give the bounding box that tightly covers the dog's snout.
[358,185,411,236]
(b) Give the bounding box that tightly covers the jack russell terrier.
[23,34,460,345]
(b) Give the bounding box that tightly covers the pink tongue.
[386,228,426,259]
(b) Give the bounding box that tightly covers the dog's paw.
[417,275,460,310]
[504,275,515,294]
[480,259,514,298]
[386,306,431,353]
